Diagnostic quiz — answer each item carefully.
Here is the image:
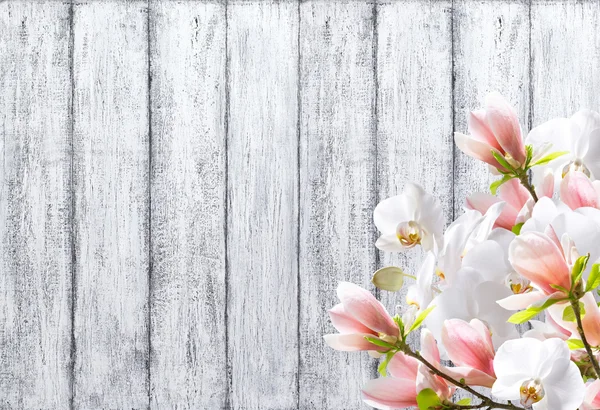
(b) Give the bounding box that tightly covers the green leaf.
[532,150,570,166]
[550,283,569,293]
[393,315,405,340]
[456,398,472,405]
[566,339,585,350]
[407,305,436,334]
[364,336,396,349]
[512,222,524,235]
[491,150,514,172]
[525,144,534,167]
[416,388,441,410]
[586,263,600,292]
[372,267,405,292]
[571,254,590,288]
[490,175,515,195]
[563,302,586,322]
[507,297,564,324]
[377,350,397,377]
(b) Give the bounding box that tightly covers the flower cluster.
[324,92,600,410]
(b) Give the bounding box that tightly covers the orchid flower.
[492,338,585,410]
[373,183,444,253]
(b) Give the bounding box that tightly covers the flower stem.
[517,173,538,203]
[403,349,524,410]
[571,298,600,377]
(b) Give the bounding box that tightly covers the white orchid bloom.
[527,109,600,190]
[373,183,444,252]
[405,252,436,311]
[492,338,585,410]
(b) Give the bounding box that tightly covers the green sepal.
[364,336,396,349]
[571,254,590,288]
[507,297,564,324]
[416,388,441,410]
[491,150,515,172]
[490,175,514,195]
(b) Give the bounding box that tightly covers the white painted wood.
[72,2,149,408]
[454,0,530,216]
[376,0,454,350]
[0,3,72,408]
[227,2,299,409]
[149,2,227,408]
[298,3,377,409]
[531,1,600,121]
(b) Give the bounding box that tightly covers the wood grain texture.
[531,1,600,121]
[72,2,149,408]
[227,2,299,409]
[453,0,530,215]
[0,3,72,408]
[149,2,227,408]
[376,0,453,347]
[298,3,377,409]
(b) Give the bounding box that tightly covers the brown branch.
[571,299,600,377]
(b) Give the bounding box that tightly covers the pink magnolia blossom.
[548,292,600,347]
[361,353,419,409]
[441,319,496,387]
[455,92,527,170]
[582,380,600,410]
[324,282,398,352]
[466,179,533,230]
[560,170,600,210]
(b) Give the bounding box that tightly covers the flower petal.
[468,109,503,151]
[329,303,374,335]
[455,132,505,170]
[508,232,571,294]
[485,92,526,164]
[323,333,387,352]
[337,282,398,337]
[560,171,599,210]
[362,377,418,409]
[387,352,420,380]
[441,319,495,377]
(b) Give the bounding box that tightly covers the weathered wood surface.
[227,2,299,409]
[72,2,150,408]
[149,2,227,408]
[0,3,72,408]
[0,0,598,408]
[299,3,377,409]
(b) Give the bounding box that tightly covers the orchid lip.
[520,378,545,407]
[562,158,591,178]
[396,220,422,248]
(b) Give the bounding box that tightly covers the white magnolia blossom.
[373,183,444,253]
[492,338,585,410]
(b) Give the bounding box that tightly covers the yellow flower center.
[435,268,446,281]
[505,272,533,294]
[562,158,591,178]
[520,379,545,407]
[396,221,422,248]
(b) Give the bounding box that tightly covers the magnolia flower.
[324,282,398,352]
[416,330,455,400]
[425,268,518,353]
[441,319,496,387]
[527,109,600,189]
[362,353,419,409]
[582,380,600,410]
[374,183,444,252]
[560,170,600,210]
[455,92,527,170]
[466,179,533,230]
[548,292,600,347]
[492,338,585,410]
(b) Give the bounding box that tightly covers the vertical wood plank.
[453,0,530,216]
[72,2,149,408]
[376,0,454,348]
[0,3,72,408]
[531,1,600,121]
[298,3,377,408]
[149,1,227,408]
[227,2,299,409]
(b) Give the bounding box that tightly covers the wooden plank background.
[0,0,596,408]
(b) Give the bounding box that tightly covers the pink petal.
[499,178,531,211]
[496,290,547,310]
[420,329,441,366]
[537,170,555,198]
[441,319,495,377]
[468,109,503,152]
[455,133,507,171]
[362,377,418,409]
[323,333,388,352]
[387,352,419,380]
[465,193,516,230]
[508,232,571,294]
[445,366,496,388]
[560,171,600,210]
[580,292,600,346]
[485,92,526,165]
[337,282,398,337]
[329,303,376,335]
[585,380,600,409]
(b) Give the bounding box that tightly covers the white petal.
[491,373,526,400]
[375,234,404,252]
[541,360,586,410]
[373,194,416,234]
